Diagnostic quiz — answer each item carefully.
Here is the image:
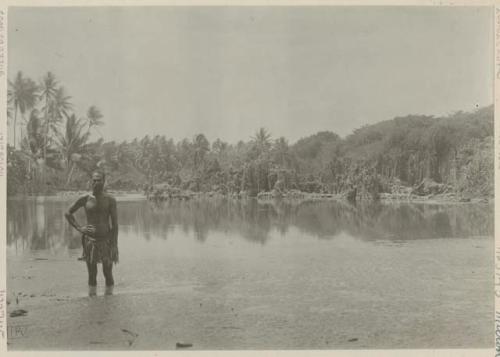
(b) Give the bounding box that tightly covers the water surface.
[6,198,494,349]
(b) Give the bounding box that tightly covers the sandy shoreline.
[7,231,493,350]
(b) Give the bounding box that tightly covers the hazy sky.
[8,6,493,144]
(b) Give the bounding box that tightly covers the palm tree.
[39,75,72,193]
[176,138,193,169]
[193,134,210,169]
[20,109,44,192]
[22,109,44,160]
[56,113,91,187]
[212,138,228,155]
[86,105,104,134]
[273,137,291,167]
[7,105,12,124]
[39,72,58,160]
[39,72,58,114]
[251,127,272,154]
[49,87,72,128]
[135,136,153,183]
[8,72,38,149]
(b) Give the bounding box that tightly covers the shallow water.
[6,198,494,349]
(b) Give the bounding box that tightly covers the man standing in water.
[65,171,119,296]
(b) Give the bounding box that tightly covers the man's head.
[91,171,106,194]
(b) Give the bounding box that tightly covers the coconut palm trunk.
[41,101,49,193]
[43,97,49,162]
[66,162,75,188]
[13,105,18,149]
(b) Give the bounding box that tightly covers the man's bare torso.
[78,193,115,239]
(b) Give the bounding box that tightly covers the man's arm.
[109,197,118,245]
[64,195,88,233]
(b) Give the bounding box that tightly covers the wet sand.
[7,229,493,350]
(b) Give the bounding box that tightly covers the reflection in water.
[7,197,494,253]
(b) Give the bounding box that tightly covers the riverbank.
[145,189,491,205]
[6,188,492,205]
[379,192,492,205]
[7,190,147,202]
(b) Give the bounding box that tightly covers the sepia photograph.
[2,3,495,353]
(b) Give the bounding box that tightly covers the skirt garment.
[83,235,119,265]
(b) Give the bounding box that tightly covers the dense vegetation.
[7,71,493,200]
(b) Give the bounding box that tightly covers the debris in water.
[348,338,358,342]
[35,258,48,260]
[176,342,193,348]
[121,328,139,346]
[121,328,138,337]
[10,309,28,318]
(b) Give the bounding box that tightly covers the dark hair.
[92,170,106,181]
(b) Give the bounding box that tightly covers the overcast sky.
[8,6,493,144]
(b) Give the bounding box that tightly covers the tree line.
[7,71,104,194]
[7,71,493,199]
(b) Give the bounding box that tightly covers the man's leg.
[103,260,114,287]
[86,261,98,296]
